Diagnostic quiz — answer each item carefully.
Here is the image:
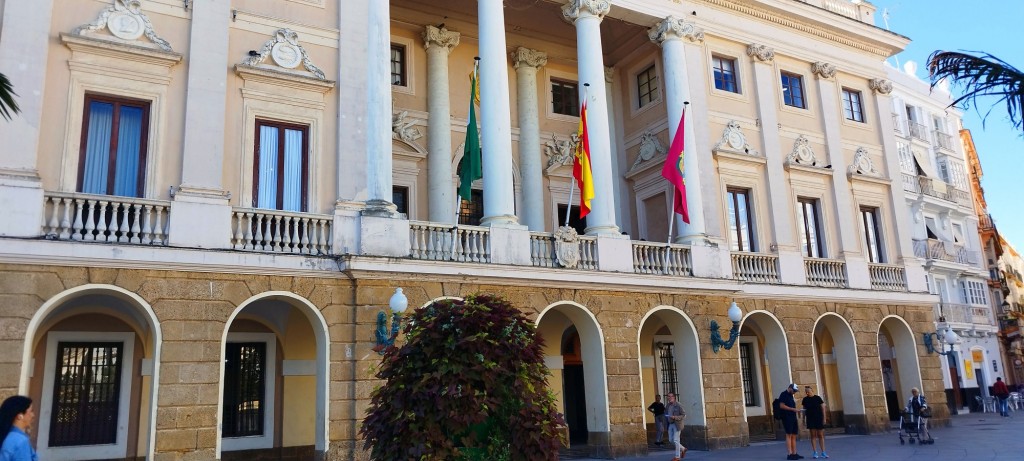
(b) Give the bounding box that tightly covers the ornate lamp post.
[709,301,744,353]
[374,288,408,354]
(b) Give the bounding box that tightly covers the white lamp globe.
[727,301,743,323]
[389,288,409,314]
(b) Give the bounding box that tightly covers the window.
[726,187,755,252]
[557,204,587,235]
[390,44,406,86]
[551,79,579,116]
[861,206,884,263]
[932,116,946,133]
[254,120,309,212]
[712,55,739,93]
[797,197,824,258]
[960,280,988,305]
[842,88,865,122]
[636,65,659,108]
[78,94,150,197]
[739,342,757,407]
[392,186,409,216]
[657,342,678,397]
[223,342,267,438]
[49,342,124,447]
[781,72,806,108]
[458,190,484,226]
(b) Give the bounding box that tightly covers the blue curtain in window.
[282,129,303,211]
[82,102,114,194]
[257,126,279,209]
[113,106,143,197]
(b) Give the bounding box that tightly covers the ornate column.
[648,17,707,244]
[0,0,53,236]
[169,0,233,249]
[423,25,460,223]
[478,0,518,226]
[364,0,397,215]
[870,78,928,292]
[811,62,870,288]
[511,47,548,231]
[563,0,619,235]
[747,43,806,285]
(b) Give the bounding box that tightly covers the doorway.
[563,330,588,444]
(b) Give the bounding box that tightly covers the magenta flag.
[661,110,690,223]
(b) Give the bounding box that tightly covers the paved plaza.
[578,412,1023,461]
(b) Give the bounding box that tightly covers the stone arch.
[737,310,793,426]
[21,284,162,461]
[636,305,706,426]
[812,312,866,431]
[421,296,464,308]
[535,301,610,444]
[217,291,330,457]
[878,315,923,420]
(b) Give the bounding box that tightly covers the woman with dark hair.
[0,395,37,461]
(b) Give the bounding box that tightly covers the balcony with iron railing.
[979,213,995,231]
[902,174,972,207]
[908,122,929,142]
[933,131,955,151]
[913,238,981,267]
[935,302,994,329]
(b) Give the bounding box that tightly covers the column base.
[167,185,232,249]
[0,169,44,237]
[675,232,710,246]
[481,214,519,227]
[584,223,621,236]
[362,199,400,218]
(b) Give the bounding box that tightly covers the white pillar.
[648,17,707,244]
[364,0,397,215]
[168,0,233,249]
[511,47,548,231]
[477,0,518,226]
[606,66,629,234]
[0,0,53,236]
[563,0,619,235]
[748,43,806,285]
[423,25,461,223]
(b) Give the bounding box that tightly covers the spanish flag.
[573,99,595,218]
[661,110,690,223]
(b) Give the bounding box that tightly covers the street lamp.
[922,325,959,356]
[709,301,744,353]
[374,288,408,354]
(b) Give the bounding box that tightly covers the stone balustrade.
[731,252,780,283]
[804,258,847,288]
[868,263,907,291]
[231,208,333,255]
[632,242,692,276]
[409,221,490,263]
[43,192,170,245]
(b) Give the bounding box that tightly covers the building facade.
[0,0,950,460]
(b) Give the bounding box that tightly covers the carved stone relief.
[562,0,611,23]
[422,25,460,52]
[869,78,893,95]
[746,44,775,62]
[785,135,821,168]
[510,47,547,69]
[544,132,580,173]
[242,29,327,80]
[72,0,172,51]
[712,121,759,156]
[648,16,705,45]
[629,131,666,172]
[554,226,582,268]
[811,61,837,79]
[847,147,880,177]
[392,111,422,143]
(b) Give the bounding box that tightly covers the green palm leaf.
[0,72,20,121]
[927,50,1024,132]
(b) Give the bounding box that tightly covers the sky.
[869,1,1024,250]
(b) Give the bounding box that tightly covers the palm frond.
[927,50,1024,132]
[0,72,20,121]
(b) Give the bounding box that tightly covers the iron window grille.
[222,342,267,438]
[49,342,123,447]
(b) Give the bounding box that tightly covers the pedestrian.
[801,385,828,459]
[665,392,687,460]
[0,395,37,461]
[647,394,666,446]
[906,387,933,444]
[993,377,1011,417]
[779,383,803,460]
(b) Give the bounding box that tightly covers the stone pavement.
[577,412,1023,461]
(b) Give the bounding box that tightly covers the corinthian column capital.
[647,16,704,45]
[811,61,837,79]
[510,47,548,69]
[746,43,775,63]
[562,0,611,23]
[422,25,460,52]
[869,78,893,95]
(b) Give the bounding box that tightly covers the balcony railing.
[732,252,780,283]
[42,192,170,245]
[936,302,994,327]
[933,131,954,151]
[409,222,490,263]
[868,263,907,291]
[908,122,929,141]
[913,238,980,266]
[632,242,692,276]
[905,174,972,206]
[979,213,995,230]
[526,232,599,270]
[231,208,332,255]
[804,258,847,288]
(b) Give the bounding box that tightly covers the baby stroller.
[898,409,933,445]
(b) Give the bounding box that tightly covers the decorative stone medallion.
[713,120,759,156]
[271,40,303,69]
[630,130,667,171]
[847,147,880,177]
[786,135,820,167]
[107,9,144,40]
[243,29,326,80]
[73,0,172,51]
[554,226,582,269]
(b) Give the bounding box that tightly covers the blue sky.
[870,1,1024,250]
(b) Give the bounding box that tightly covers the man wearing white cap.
[778,383,804,460]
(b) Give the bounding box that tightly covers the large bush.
[361,294,565,460]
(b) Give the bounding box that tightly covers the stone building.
[0,0,947,460]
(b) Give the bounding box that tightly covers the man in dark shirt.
[993,377,1011,417]
[779,383,803,460]
[647,394,666,446]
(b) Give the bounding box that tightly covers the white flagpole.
[564,184,575,228]
[666,101,689,245]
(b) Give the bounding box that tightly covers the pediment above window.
[71,0,173,52]
[239,29,330,82]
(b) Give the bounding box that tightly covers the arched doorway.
[21,285,161,461]
[535,302,609,451]
[636,306,704,446]
[878,316,923,421]
[737,311,793,440]
[218,292,329,460]
[813,313,867,433]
